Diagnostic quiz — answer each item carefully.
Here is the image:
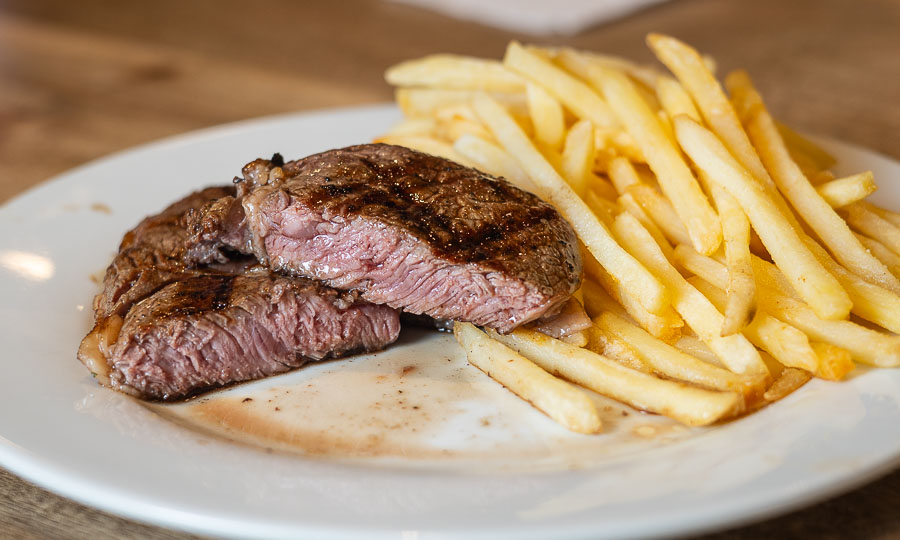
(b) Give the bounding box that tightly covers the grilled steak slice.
[185,144,582,333]
[86,272,400,401]
[80,187,401,401]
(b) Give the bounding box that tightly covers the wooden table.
[1,0,898,537]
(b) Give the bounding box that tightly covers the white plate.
[1,104,899,539]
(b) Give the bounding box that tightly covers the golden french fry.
[596,311,764,399]
[452,134,535,192]
[503,42,619,129]
[555,47,663,89]
[654,75,701,122]
[583,190,618,226]
[614,192,676,261]
[474,94,670,315]
[587,174,620,201]
[582,262,683,341]
[454,322,601,433]
[685,270,854,381]
[704,179,756,336]
[560,120,595,195]
[674,115,852,320]
[386,55,524,92]
[624,183,692,247]
[762,368,813,404]
[648,35,771,185]
[372,134,476,167]
[842,202,900,258]
[800,238,900,334]
[560,330,589,347]
[776,121,837,171]
[395,88,529,121]
[585,318,653,373]
[611,211,767,376]
[816,171,877,208]
[607,156,642,195]
[384,117,437,137]
[589,66,721,255]
[673,335,723,368]
[675,244,900,367]
[488,328,741,426]
[866,203,900,229]
[526,82,566,150]
[855,233,900,277]
[727,71,900,293]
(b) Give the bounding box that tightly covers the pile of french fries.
[378,34,900,434]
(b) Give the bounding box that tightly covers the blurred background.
[1,0,899,538]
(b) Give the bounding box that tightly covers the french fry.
[582,263,683,341]
[607,156,641,194]
[503,42,619,129]
[842,202,900,258]
[685,270,854,380]
[583,190,619,225]
[395,88,528,121]
[816,171,877,208]
[704,180,757,335]
[488,328,741,426]
[727,70,900,293]
[589,65,722,255]
[560,120,595,195]
[655,64,757,335]
[454,322,601,433]
[526,82,566,150]
[867,203,900,229]
[384,117,436,137]
[613,192,676,261]
[675,244,900,367]
[474,94,670,315]
[555,47,663,89]
[654,75,701,122]
[452,134,535,191]
[674,115,852,320]
[585,318,653,373]
[776,121,837,171]
[596,311,763,399]
[611,211,768,376]
[648,35,771,185]
[587,174,620,201]
[803,239,900,334]
[624,183,692,248]
[372,134,476,167]
[809,170,836,185]
[673,335,723,367]
[386,55,525,92]
[855,233,900,277]
[762,368,813,404]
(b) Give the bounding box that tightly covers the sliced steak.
[87,272,399,400]
[80,187,401,401]
[185,144,582,333]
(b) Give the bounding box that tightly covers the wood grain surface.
[1,0,899,538]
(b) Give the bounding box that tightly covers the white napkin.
[389,0,668,36]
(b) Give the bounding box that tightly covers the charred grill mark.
[148,275,235,319]
[292,146,565,265]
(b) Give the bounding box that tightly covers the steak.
[185,144,582,333]
[79,187,401,401]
